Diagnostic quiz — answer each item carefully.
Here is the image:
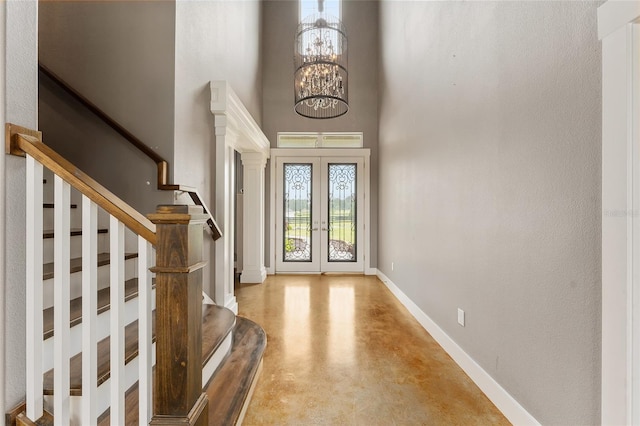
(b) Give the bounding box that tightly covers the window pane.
[300,0,340,20]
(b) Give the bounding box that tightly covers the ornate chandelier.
[294,13,348,119]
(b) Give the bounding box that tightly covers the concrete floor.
[236,275,510,425]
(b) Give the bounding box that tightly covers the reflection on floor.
[236,275,510,425]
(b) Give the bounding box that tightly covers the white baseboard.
[376,270,540,426]
[365,267,378,276]
[240,267,267,284]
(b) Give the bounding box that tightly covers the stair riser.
[42,233,109,264]
[41,288,156,372]
[43,208,82,231]
[42,258,138,310]
[203,332,233,385]
[43,345,156,425]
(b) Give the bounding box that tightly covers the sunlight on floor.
[236,275,509,426]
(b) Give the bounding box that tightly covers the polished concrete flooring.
[236,275,509,425]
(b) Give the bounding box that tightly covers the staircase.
[5,125,266,425]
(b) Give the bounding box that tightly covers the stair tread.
[42,228,108,239]
[16,410,54,426]
[42,277,154,340]
[205,316,267,426]
[42,252,138,280]
[42,304,235,396]
[98,315,264,426]
[42,203,78,209]
[43,314,151,395]
[96,383,139,426]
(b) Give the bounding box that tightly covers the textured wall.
[378,1,602,423]
[3,0,38,412]
[38,1,176,214]
[174,0,263,298]
[173,0,262,186]
[1,4,5,418]
[262,0,379,268]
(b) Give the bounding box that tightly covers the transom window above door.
[277,132,363,148]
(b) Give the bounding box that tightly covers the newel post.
[148,205,209,426]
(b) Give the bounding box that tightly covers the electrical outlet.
[391,262,394,271]
[457,308,465,327]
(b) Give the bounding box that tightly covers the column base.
[240,267,267,284]
[225,296,238,314]
[151,393,208,426]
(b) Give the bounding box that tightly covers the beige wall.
[262,0,379,267]
[3,0,39,412]
[378,1,602,423]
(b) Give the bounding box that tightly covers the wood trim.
[8,128,156,244]
[5,123,41,156]
[187,190,222,240]
[150,261,207,274]
[6,402,26,426]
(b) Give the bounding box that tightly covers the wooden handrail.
[38,63,169,189]
[38,63,222,240]
[6,123,157,245]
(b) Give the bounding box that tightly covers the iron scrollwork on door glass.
[328,164,356,262]
[283,163,313,262]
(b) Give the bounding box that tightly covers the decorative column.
[149,205,208,426]
[240,151,268,283]
[210,81,270,298]
[213,114,238,313]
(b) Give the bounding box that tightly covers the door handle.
[322,227,328,231]
[311,228,319,231]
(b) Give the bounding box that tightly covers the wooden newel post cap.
[148,204,209,225]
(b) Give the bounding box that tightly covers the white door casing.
[599,2,640,424]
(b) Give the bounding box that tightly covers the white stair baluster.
[81,196,98,425]
[138,236,153,424]
[109,216,125,425]
[26,155,44,421]
[54,175,71,426]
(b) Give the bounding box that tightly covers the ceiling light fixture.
[294,8,348,119]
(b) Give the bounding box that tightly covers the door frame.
[269,148,372,275]
[599,2,640,423]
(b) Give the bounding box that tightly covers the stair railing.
[7,123,157,425]
[38,63,221,240]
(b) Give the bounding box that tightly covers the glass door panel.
[276,158,321,272]
[320,157,364,272]
[283,164,313,262]
[327,164,357,262]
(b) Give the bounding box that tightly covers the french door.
[275,156,364,273]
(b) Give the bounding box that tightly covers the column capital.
[241,151,268,168]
